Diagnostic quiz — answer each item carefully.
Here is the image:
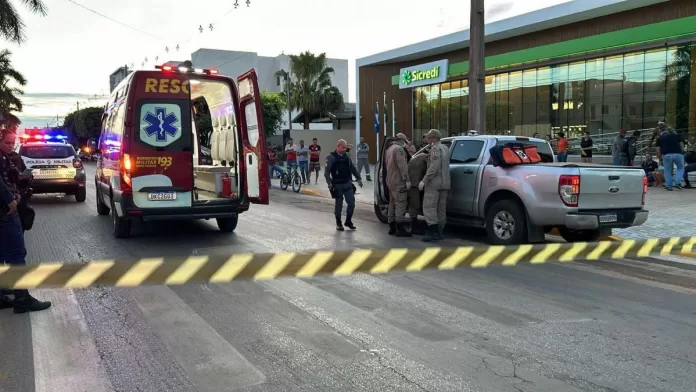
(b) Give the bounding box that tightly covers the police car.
[17,134,87,202]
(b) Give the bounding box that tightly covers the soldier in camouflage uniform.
[407,148,429,235]
[418,129,450,242]
[385,133,411,236]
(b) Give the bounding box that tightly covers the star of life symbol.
[143,107,179,142]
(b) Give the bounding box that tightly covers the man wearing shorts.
[308,138,322,184]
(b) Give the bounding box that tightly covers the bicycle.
[280,164,302,193]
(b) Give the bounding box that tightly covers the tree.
[0,0,47,44]
[276,51,344,129]
[63,107,103,139]
[260,90,285,139]
[0,49,25,119]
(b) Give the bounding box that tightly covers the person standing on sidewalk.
[656,127,685,191]
[297,140,309,184]
[556,132,568,162]
[356,137,371,181]
[580,132,593,163]
[612,130,627,166]
[325,139,363,231]
[267,148,283,188]
[418,129,450,242]
[385,133,411,237]
[308,138,322,184]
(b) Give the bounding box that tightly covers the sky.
[7,0,570,128]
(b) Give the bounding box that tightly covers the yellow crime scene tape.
[1,236,694,290]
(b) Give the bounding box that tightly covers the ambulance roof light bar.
[156,61,219,76]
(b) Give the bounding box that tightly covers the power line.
[63,0,165,41]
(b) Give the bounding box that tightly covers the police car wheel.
[217,216,238,233]
[75,188,86,202]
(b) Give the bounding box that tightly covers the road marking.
[132,286,266,391]
[31,289,114,392]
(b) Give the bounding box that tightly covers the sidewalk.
[269,165,375,204]
[615,187,696,240]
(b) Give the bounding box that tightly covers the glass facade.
[412,43,696,143]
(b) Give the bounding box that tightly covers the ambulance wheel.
[111,202,131,238]
[96,188,110,215]
[217,216,238,233]
[75,188,86,202]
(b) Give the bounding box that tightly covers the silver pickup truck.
[374,135,649,245]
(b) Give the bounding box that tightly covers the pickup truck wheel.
[374,203,389,224]
[485,199,527,245]
[558,227,600,243]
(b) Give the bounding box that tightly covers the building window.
[408,42,696,144]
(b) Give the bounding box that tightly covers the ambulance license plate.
[148,192,177,201]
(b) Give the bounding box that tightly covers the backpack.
[489,143,542,167]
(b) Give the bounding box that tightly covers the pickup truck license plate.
[599,214,618,223]
[147,192,177,201]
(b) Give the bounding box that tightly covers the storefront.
[356,0,696,162]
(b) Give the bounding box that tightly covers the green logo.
[401,70,412,85]
[400,65,440,86]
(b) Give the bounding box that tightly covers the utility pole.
[284,73,292,132]
[468,0,486,134]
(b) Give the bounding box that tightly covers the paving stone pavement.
[615,186,696,240]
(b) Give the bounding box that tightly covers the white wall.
[191,49,349,136]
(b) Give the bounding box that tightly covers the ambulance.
[95,61,269,238]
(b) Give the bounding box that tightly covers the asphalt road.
[1,163,695,392]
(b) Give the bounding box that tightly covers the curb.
[270,184,327,198]
[548,228,623,242]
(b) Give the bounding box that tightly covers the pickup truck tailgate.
[578,167,645,209]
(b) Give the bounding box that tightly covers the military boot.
[366,174,372,181]
[395,222,412,237]
[422,225,441,242]
[410,218,425,235]
[13,290,51,314]
[437,224,446,240]
[388,222,396,235]
[336,218,345,231]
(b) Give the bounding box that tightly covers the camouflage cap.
[423,129,442,139]
[395,133,408,142]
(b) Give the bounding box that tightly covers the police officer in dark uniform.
[0,128,51,313]
[325,139,362,231]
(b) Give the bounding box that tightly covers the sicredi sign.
[399,60,448,89]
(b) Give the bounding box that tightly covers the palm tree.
[276,51,344,130]
[0,49,26,119]
[0,0,47,44]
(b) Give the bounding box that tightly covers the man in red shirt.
[308,138,322,184]
[266,143,283,188]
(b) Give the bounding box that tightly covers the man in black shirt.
[656,128,685,190]
[325,139,363,231]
